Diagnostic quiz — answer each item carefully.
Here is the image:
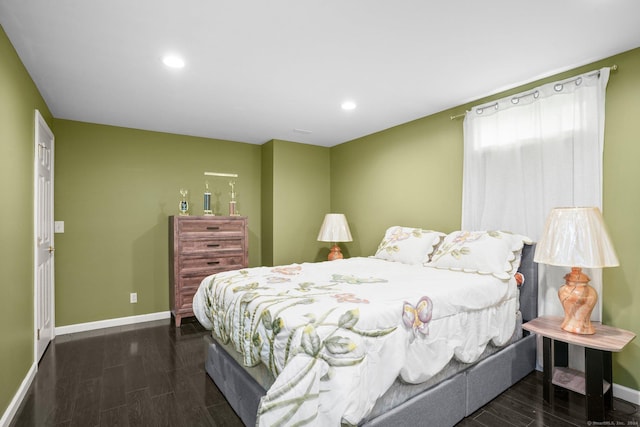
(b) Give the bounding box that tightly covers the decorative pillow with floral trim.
[425,230,532,280]
[374,226,445,265]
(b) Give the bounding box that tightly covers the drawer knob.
[206,226,220,230]
[207,261,221,265]
[207,244,220,247]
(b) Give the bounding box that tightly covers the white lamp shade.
[533,207,619,268]
[317,213,353,243]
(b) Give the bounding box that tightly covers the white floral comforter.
[193,257,518,426]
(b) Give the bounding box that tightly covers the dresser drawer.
[178,218,245,235]
[180,275,210,289]
[179,237,244,254]
[177,269,240,305]
[179,254,246,275]
[176,284,198,311]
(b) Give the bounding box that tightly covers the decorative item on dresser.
[178,188,190,216]
[204,171,240,216]
[169,215,248,327]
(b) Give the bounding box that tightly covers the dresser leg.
[542,336,553,404]
[585,347,605,422]
[174,314,182,327]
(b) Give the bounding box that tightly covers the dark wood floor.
[9,318,639,427]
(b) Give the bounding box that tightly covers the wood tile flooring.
[9,318,639,427]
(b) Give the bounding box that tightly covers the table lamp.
[317,213,353,261]
[534,207,619,334]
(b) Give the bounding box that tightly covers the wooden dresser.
[169,216,248,326]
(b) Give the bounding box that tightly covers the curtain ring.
[533,90,540,99]
[511,98,519,104]
[477,108,484,115]
[575,77,582,86]
[554,83,563,92]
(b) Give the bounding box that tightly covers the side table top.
[523,316,636,352]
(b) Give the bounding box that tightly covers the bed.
[193,228,538,426]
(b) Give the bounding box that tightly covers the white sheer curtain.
[462,68,610,369]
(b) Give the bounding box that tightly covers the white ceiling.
[2,1,640,147]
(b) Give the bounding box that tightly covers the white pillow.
[425,230,532,280]
[374,226,445,265]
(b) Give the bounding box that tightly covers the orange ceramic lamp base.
[327,244,344,261]
[558,267,598,335]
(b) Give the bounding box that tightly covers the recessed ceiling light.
[293,128,313,134]
[341,100,357,111]
[162,55,185,69]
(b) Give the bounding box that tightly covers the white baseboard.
[55,311,171,336]
[0,362,36,427]
[613,382,640,405]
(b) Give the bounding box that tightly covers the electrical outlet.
[130,292,137,303]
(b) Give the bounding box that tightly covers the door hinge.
[37,329,40,340]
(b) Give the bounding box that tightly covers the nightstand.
[522,316,635,422]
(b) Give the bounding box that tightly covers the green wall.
[600,49,640,392]
[261,141,275,265]
[330,113,463,256]
[52,120,262,326]
[0,25,52,419]
[262,139,331,265]
[330,48,640,391]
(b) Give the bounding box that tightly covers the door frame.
[33,109,55,362]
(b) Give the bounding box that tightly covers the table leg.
[554,340,568,367]
[585,347,605,422]
[603,350,613,410]
[543,336,553,404]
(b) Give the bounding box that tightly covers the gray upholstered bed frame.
[204,244,538,427]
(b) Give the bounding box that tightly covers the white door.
[34,110,55,362]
